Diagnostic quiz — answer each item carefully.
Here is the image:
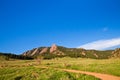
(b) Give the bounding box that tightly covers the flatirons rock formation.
[50,44,57,53]
[22,44,120,59]
[40,47,48,54]
[22,47,48,57]
[0,45,119,60]
[111,48,120,58]
[22,44,65,57]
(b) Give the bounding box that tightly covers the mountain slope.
[22,44,114,59]
[111,48,120,58]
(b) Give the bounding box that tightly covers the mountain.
[22,44,65,59]
[111,48,120,58]
[1,44,119,60]
[22,44,115,59]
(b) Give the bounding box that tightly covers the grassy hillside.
[57,47,113,59]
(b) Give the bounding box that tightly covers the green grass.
[0,66,99,80]
[42,57,120,76]
[0,57,120,80]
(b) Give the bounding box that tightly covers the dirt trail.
[35,66,120,80]
[61,69,120,80]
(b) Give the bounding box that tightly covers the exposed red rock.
[81,51,86,56]
[50,44,57,53]
[93,53,98,58]
[40,48,48,54]
[31,48,38,56]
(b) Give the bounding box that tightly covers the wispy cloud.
[78,38,120,50]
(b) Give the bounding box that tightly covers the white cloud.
[78,38,120,50]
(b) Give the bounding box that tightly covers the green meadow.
[43,57,120,76]
[0,57,120,80]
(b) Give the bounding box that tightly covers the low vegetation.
[0,47,120,80]
[43,57,120,76]
[0,60,100,80]
[0,57,120,80]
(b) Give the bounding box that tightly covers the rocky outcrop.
[23,50,33,56]
[93,53,98,58]
[22,44,114,59]
[22,44,65,57]
[22,47,46,57]
[112,48,120,58]
[40,48,48,54]
[31,48,38,56]
[81,51,86,56]
[50,44,57,53]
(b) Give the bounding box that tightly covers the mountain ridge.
[22,44,119,59]
[0,44,120,60]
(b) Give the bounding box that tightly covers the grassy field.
[0,57,120,80]
[43,57,120,76]
[0,66,100,80]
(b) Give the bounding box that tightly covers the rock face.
[112,48,120,58]
[23,50,33,56]
[93,53,98,58]
[40,48,48,54]
[22,47,48,57]
[50,44,57,53]
[22,44,114,59]
[31,48,38,56]
[81,51,86,56]
[22,44,64,57]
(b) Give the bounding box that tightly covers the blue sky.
[0,0,120,54]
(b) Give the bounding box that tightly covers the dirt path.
[35,66,120,80]
[61,69,120,80]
